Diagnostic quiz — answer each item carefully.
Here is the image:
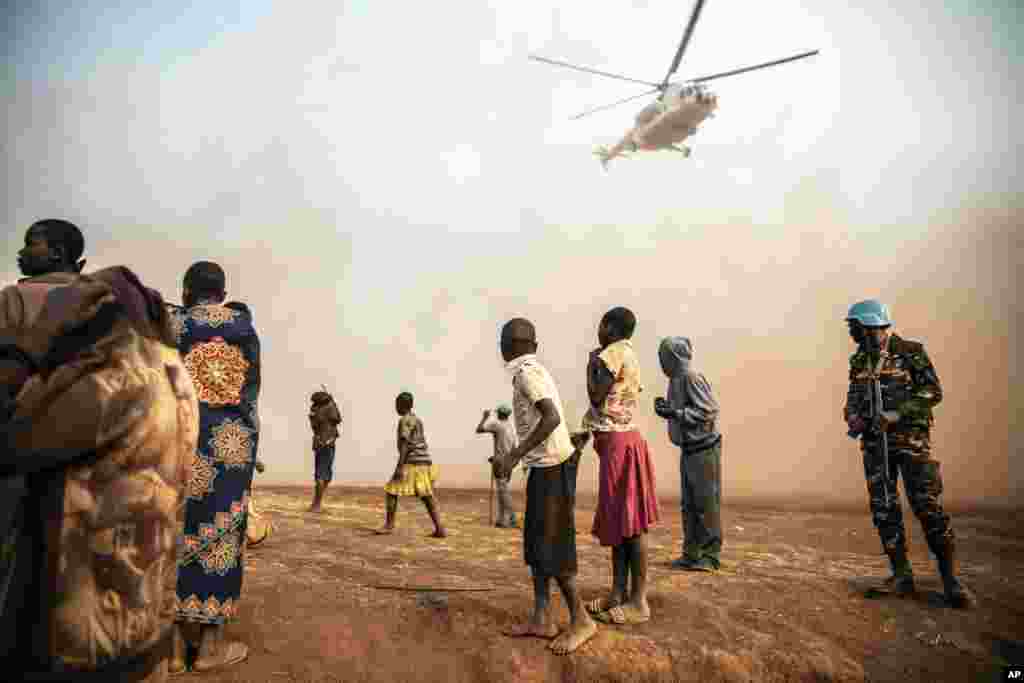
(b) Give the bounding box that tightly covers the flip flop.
[594,606,627,625]
[192,641,248,673]
[585,594,630,615]
[585,598,618,615]
[595,605,651,626]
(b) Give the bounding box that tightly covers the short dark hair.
[32,219,85,265]
[602,306,636,338]
[500,318,536,343]
[396,392,414,410]
[184,261,226,299]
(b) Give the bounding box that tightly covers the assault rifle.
[848,357,890,508]
[870,364,890,508]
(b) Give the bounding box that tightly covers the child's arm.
[393,418,412,480]
[569,431,591,465]
[587,352,615,408]
[475,409,491,434]
[499,398,560,476]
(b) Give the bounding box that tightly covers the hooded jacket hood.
[659,336,692,378]
[659,336,720,450]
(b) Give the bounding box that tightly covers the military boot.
[884,545,916,595]
[930,536,974,608]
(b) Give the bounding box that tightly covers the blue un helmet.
[845,300,892,328]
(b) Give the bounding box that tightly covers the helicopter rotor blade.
[570,88,661,120]
[663,0,707,86]
[529,55,661,88]
[689,49,820,84]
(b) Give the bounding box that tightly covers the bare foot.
[549,618,597,655]
[193,641,248,672]
[430,529,447,538]
[503,617,558,639]
[374,527,394,535]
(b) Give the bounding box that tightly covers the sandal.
[585,594,630,615]
[585,598,618,615]
[192,641,249,673]
[594,606,627,625]
[595,605,651,625]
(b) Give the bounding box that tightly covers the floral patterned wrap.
[168,300,260,625]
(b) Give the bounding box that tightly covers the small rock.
[416,592,448,609]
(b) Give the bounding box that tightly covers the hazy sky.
[3,1,1020,504]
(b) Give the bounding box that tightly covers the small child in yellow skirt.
[377,391,447,537]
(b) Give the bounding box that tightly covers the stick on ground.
[368,584,495,592]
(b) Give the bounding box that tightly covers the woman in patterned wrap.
[167,262,260,674]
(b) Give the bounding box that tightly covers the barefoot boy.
[495,318,597,656]
[582,307,660,626]
[377,392,447,538]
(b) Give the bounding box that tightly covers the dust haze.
[2,2,1020,508]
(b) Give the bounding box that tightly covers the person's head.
[598,306,636,348]
[183,261,226,307]
[495,404,512,420]
[311,391,331,406]
[18,219,86,276]
[845,300,892,351]
[658,336,692,377]
[500,318,537,363]
[396,391,414,416]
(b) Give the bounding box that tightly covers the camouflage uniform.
[844,333,955,567]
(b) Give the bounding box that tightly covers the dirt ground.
[194,485,1023,683]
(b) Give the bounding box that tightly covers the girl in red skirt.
[582,307,660,625]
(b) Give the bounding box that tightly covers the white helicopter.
[530,0,819,170]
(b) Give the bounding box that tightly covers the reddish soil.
[194,485,1023,682]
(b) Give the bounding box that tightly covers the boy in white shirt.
[494,318,597,656]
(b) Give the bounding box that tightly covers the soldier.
[843,300,973,608]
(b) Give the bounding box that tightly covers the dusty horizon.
[4,2,1020,507]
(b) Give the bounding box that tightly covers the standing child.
[308,390,342,512]
[495,318,597,656]
[377,392,447,538]
[655,336,723,572]
[583,307,660,626]
[477,404,519,528]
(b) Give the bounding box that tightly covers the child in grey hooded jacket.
[654,337,723,571]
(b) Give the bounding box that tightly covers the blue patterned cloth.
[168,300,260,625]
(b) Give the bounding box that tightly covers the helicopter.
[530,0,819,170]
